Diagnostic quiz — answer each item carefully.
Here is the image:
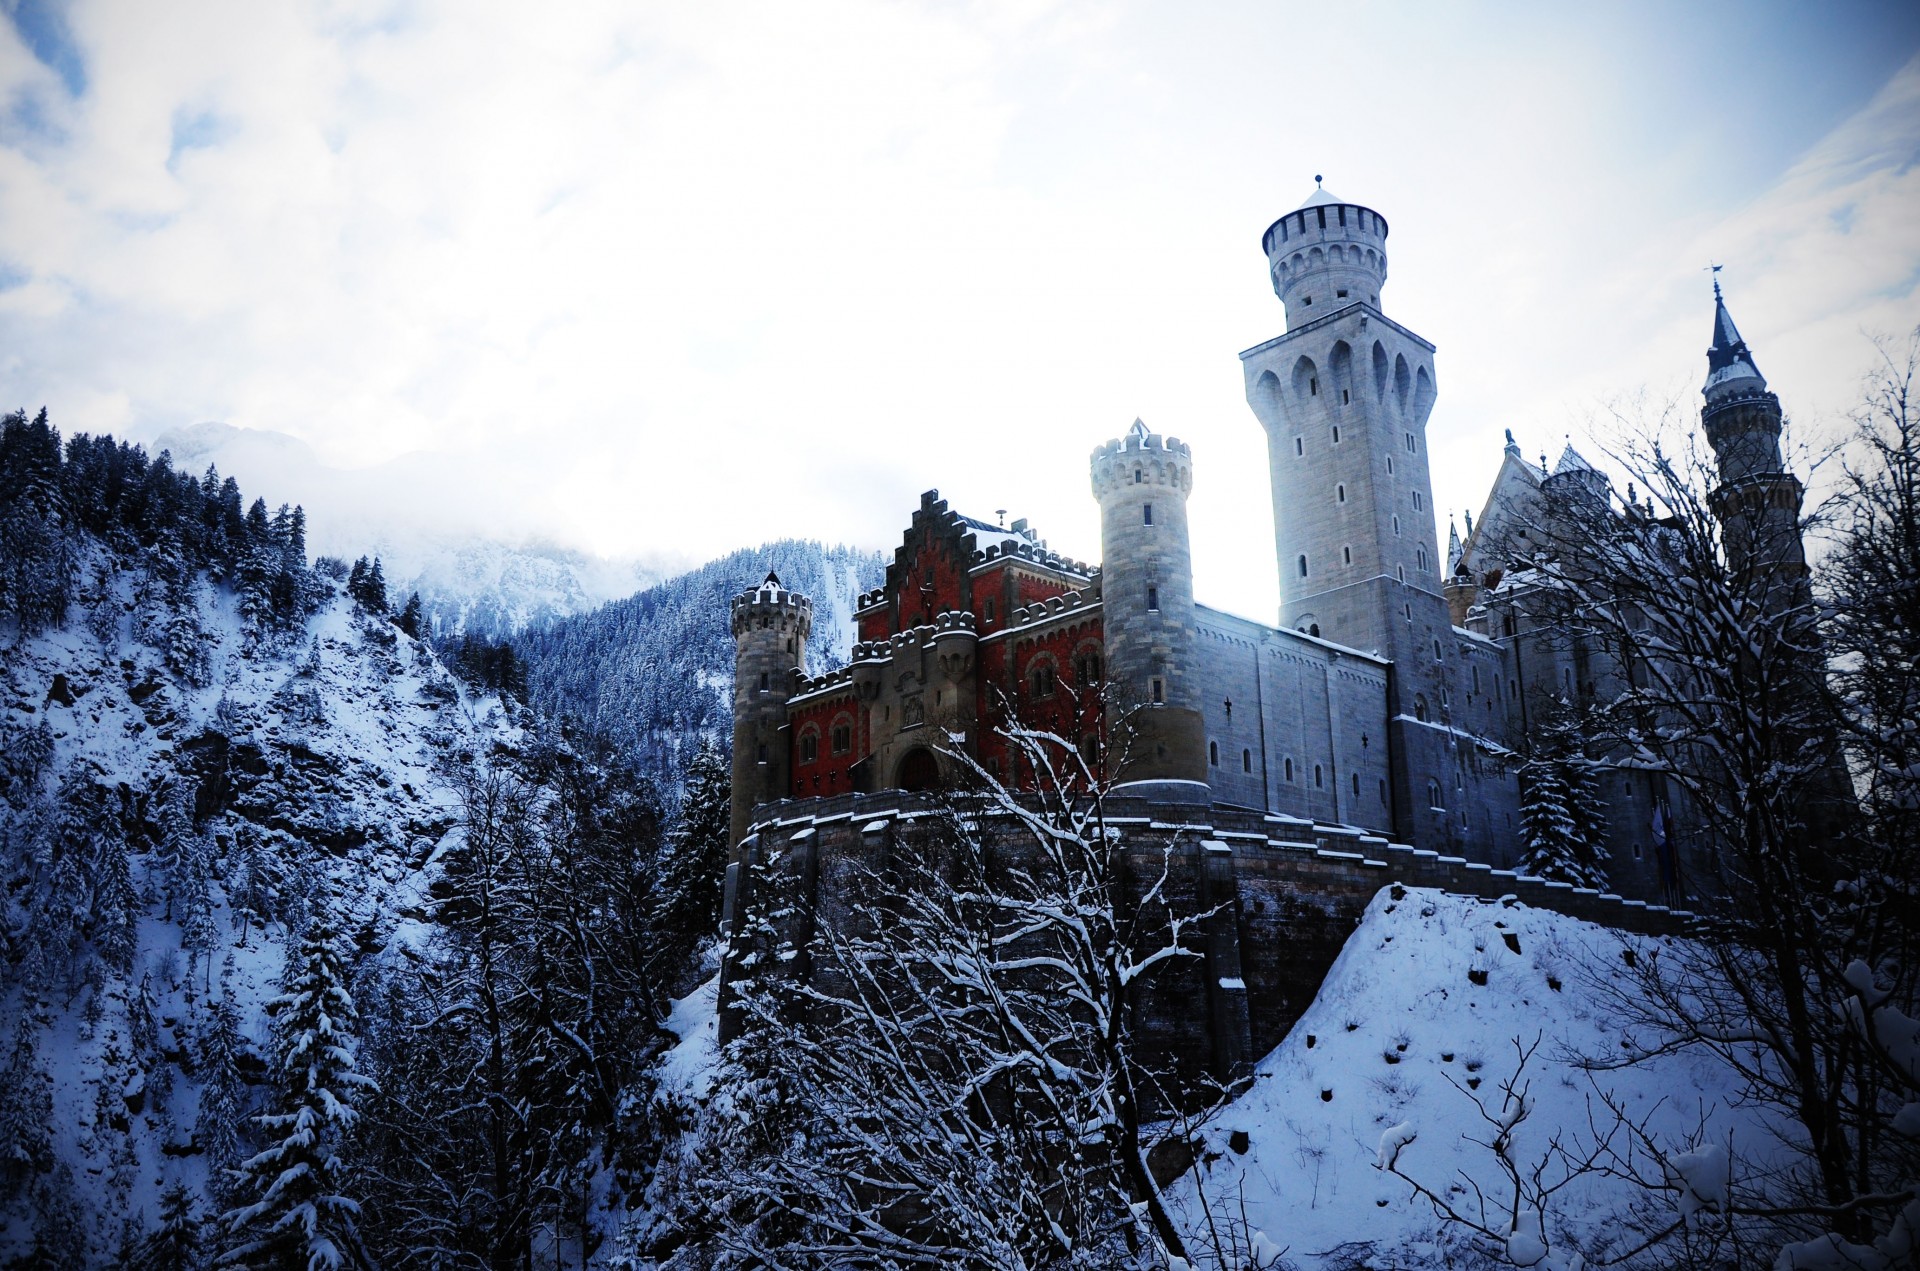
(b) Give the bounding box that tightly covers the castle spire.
[1705,275,1767,402]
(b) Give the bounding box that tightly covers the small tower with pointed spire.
[1701,278,1811,598]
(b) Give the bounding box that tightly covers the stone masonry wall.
[720,789,1693,1094]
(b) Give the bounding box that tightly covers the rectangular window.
[1337,206,1346,226]
[1143,503,1153,526]
[1331,426,1341,443]
[1150,677,1165,704]
[1295,437,1304,456]
[1243,749,1252,773]
[984,598,995,622]
[1146,586,1159,611]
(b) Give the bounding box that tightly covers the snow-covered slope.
[0,545,518,1262]
[1168,889,1775,1268]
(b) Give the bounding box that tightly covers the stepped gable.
[854,489,1092,641]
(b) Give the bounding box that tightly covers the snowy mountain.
[151,422,665,638]
[1,413,710,1266]
[0,538,520,1261]
[513,540,885,787]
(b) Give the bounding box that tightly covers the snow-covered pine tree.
[219,909,375,1270]
[129,1183,203,1271]
[0,1021,54,1191]
[652,740,731,986]
[197,980,250,1185]
[1517,702,1608,889]
[394,592,423,639]
[93,831,142,977]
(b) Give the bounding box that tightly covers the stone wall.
[719,788,1694,1092]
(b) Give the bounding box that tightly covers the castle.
[726,182,1811,910]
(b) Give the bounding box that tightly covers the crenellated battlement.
[1091,420,1195,498]
[730,581,813,640]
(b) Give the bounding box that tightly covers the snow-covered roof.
[1296,184,1345,210]
[1553,444,1596,476]
[1704,285,1768,400]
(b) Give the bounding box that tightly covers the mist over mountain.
[152,422,668,637]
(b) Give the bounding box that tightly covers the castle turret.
[1261,178,1391,332]
[729,572,811,851]
[1701,279,1809,592]
[1090,420,1207,792]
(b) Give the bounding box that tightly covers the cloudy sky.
[3,0,1918,618]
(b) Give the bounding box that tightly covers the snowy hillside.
[513,540,884,786]
[1167,889,1779,1269]
[0,542,518,1261]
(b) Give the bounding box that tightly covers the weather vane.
[1706,261,1723,299]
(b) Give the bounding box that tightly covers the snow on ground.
[2,551,520,1256]
[658,974,720,1102]
[1167,888,1777,1268]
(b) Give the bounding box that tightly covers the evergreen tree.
[394,591,423,639]
[1517,702,1610,889]
[93,832,142,976]
[220,910,375,1270]
[653,741,732,985]
[0,1022,54,1191]
[198,971,249,1181]
[129,1183,203,1271]
[363,557,388,613]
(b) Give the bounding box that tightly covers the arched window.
[1029,658,1057,699]
[1343,546,1352,565]
[1298,554,1309,578]
[799,728,819,764]
[1209,741,1219,766]
[1310,623,1321,638]
[831,715,854,753]
[1417,547,1428,571]
[1285,757,1295,782]
[1351,772,1359,795]
[1336,484,1346,503]
[1314,764,1324,788]
[1427,779,1443,808]
[1243,749,1252,773]
[1414,694,1429,722]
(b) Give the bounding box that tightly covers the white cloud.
[1,1,1916,624]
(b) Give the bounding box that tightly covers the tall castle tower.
[1091,420,1207,793]
[1240,182,1504,851]
[729,572,811,851]
[1701,280,1810,599]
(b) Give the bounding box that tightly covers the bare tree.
[695,711,1229,1268]
[1483,348,1920,1257]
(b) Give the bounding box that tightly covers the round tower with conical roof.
[1091,419,1207,792]
[730,572,811,850]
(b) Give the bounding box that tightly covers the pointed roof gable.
[1704,280,1767,401]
